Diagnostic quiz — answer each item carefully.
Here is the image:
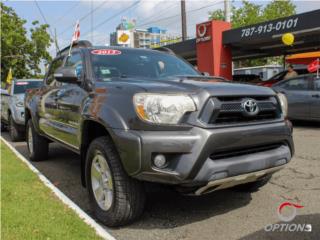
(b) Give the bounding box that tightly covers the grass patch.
[1,141,103,240]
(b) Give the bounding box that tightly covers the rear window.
[14,81,42,94]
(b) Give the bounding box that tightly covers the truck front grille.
[207,96,281,125]
[210,143,283,160]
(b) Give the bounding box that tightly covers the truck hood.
[12,93,25,103]
[96,76,275,97]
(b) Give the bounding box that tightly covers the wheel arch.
[80,119,121,187]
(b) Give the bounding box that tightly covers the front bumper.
[112,121,293,187]
[194,165,284,195]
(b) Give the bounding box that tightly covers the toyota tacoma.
[1,79,42,141]
[25,41,294,226]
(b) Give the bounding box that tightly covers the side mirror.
[54,67,79,83]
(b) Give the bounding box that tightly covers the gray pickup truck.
[1,79,42,141]
[25,41,294,226]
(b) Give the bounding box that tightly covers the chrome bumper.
[194,165,285,195]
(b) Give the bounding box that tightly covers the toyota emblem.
[242,99,259,116]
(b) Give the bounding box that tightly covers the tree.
[262,0,296,22]
[1,3,52,82]
[208,0,296,67]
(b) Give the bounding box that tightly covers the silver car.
[273,74,320,122]
[1,79,42,141]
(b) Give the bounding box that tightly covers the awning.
[286,51,320,64]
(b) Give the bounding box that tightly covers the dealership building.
[157,9,320,80]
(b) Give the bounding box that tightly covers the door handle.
[312,94,320,98]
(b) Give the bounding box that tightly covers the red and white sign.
[307,58,320,73]
[197,24,207,38]
[91,49,122,55]
[72,20,80,42]
[196,23,211,43]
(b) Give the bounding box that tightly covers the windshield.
[14,81,42,94]
[91,49,200,81]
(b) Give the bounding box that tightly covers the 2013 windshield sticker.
[16,82,29,85]
[91,49,121,55]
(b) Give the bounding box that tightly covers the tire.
[85,136,145,227]
[233,174,272,192]
[26,119,49,161]
[1,122,7,132]
[9,115,23,142]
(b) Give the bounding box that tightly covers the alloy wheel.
[91,150,114,211]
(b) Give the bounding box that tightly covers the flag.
[307,58,320,73]
[72,20,80,42]
[6,68,12,85]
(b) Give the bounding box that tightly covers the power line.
[59,0,109,36]
[136,1,178,27]
[82,1,141,36]
[34,0,54,38]
[137,1,223,28]
[53,1,81,26]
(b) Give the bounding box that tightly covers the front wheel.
[1,122,7,132]
[26,119,49,161]
[9,115,23,142]
[85,136,145,227]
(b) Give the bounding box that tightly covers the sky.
[4,0,320,59]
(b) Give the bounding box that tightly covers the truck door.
[54,51,87,148]
[39,57,65,139]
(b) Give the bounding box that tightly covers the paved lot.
[2,121,320,240]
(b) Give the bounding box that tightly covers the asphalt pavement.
[2,121,320,240]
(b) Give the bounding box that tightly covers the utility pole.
[224,0,231,22]
[181,0,187,41]
[91,0,93,42]
[54,28,60,54]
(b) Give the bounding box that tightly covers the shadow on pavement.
[240,214,320,240]
[126,188,252,230]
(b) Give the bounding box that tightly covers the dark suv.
[25,41,294,226]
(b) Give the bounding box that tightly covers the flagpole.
[68,37,73,57]
[68,20,79,57]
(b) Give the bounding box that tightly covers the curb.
[1,136,116,240]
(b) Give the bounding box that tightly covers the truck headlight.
[133,93,196,124]
[16,101,24,107]
[277,93,288,118]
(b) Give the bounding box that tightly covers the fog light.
[153,154,167,168]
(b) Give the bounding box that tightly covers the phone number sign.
[241,17,298,38]
[223,9,320,44]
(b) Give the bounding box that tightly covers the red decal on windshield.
[91,49,121,55]
[16,82,29,85]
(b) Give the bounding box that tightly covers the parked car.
[259,68,309,87]
[273,74,320,122]
[25,41,294,226]
[232,74,262,84]
[1,79,42,141]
